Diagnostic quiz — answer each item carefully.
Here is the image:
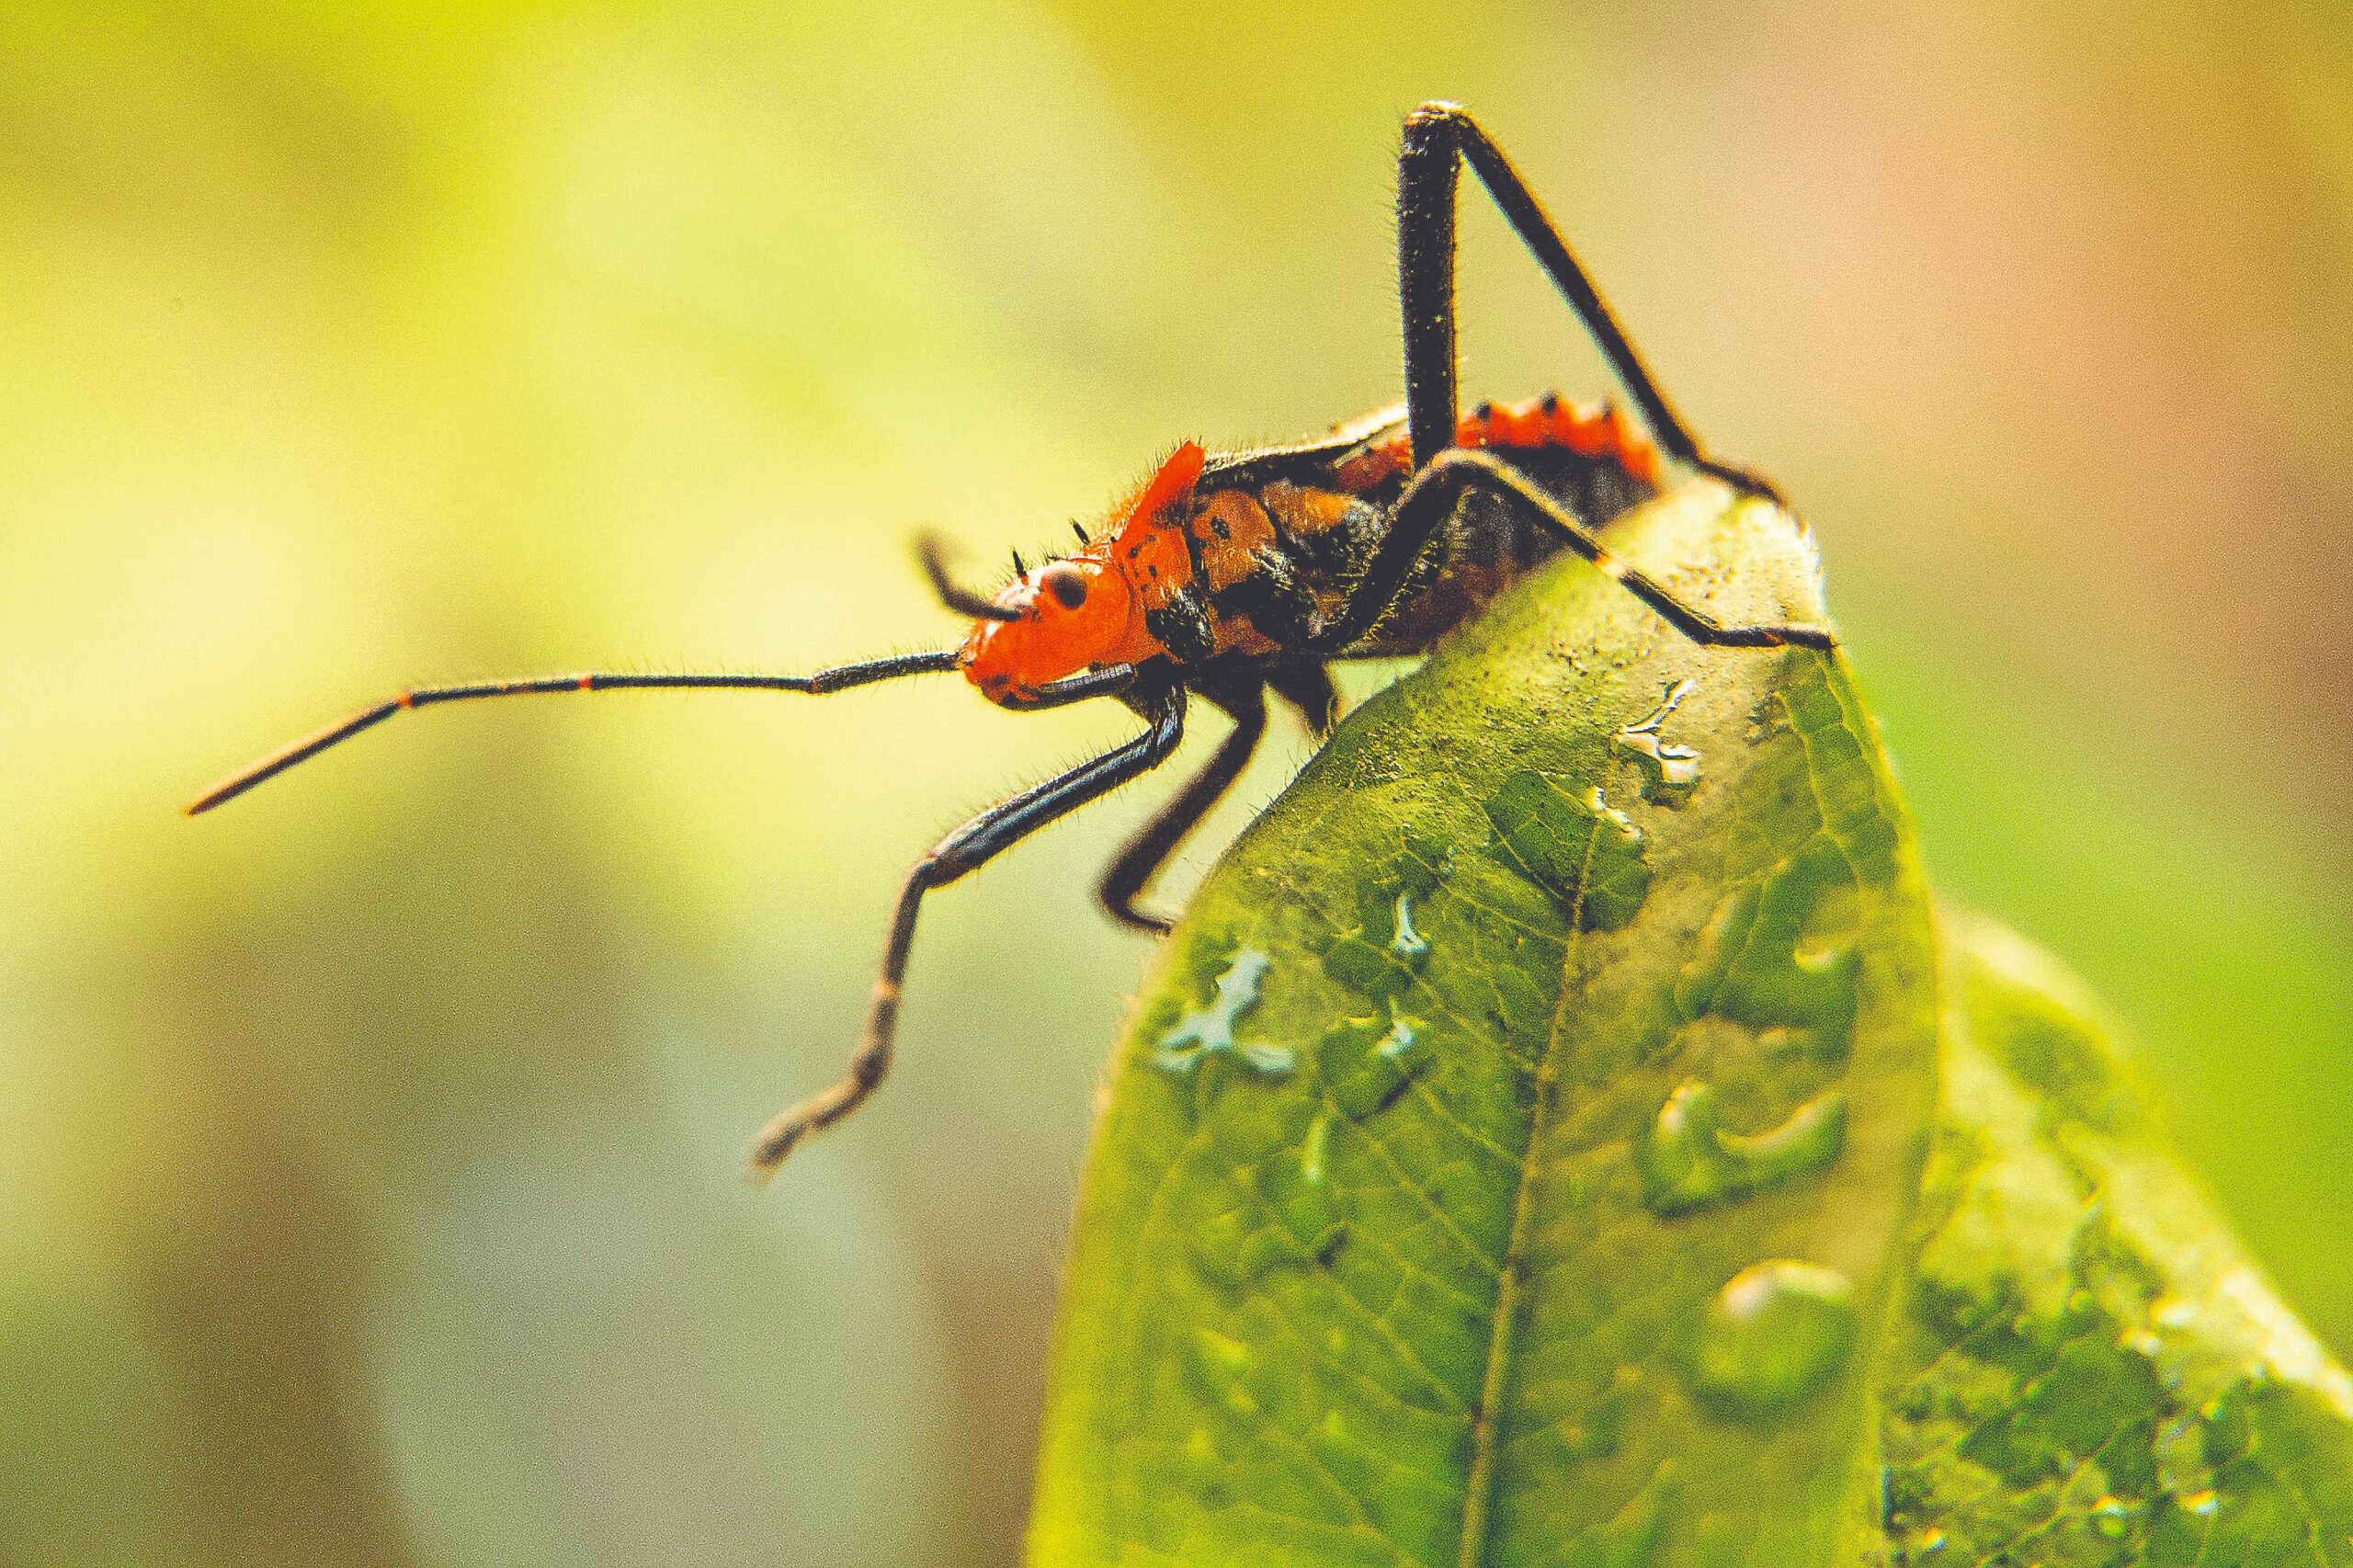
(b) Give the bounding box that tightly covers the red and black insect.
[188,104,1834,1182]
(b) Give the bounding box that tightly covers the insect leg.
[184,651,965,816]
[1095,659,1343,933]
[1316,449,1834,654]
[1000,663,1140,710]
[1396,100,1779,501]
[1097,681,1267,935]
[1265,661,1340,737]
[745,685,1189,1180]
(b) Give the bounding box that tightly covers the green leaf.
[1027,482,2353,1565]
[1883,911,2353,1565]
[1031,481,1938,1565]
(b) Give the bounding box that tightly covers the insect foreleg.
[745,684,1189,1180]
[1265,661,1339,737]
[996,664,1140,710]
[1097,681,1267,935]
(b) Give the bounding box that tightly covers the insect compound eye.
[1040,563,1089,610]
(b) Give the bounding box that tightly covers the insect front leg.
[1395,100,1780,501]
[1265,661,1339,737]
[1097,679,1267,935]
[745,685,1188,1180]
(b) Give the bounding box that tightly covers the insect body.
[963,394,1660,706]
[188,104,1834,1182]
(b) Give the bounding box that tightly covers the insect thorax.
[1166,414,1659,663]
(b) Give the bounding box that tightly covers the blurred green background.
[4,4,2347,1564]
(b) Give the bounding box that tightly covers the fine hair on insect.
[188,103,1834,1184]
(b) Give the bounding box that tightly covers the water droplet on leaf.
[1241,1116,1348,1271]
[1319,872,1438,1000]
[1636,1080,1848,1216]
[1676,854,1860,1061]
[1317,1006,1434,1119]
[2200,1381,2252,1465]
[1387,892,1429,965]
[1188,1328,1260,1416]
[1299,1113,1330,1185]
[1615,678,1703,803]
[1154,949,1290,1075]
[1685,1259,1857,1418]
[1483,770,1651,930]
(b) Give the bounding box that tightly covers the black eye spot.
[1041,564,1088,609]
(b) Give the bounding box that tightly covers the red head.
[961,442,1205,705]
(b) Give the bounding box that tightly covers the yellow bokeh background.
[4,5,2347,1563]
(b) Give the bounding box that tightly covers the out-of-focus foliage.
[3,5,2347,1565]
[1879,914,2353,1566]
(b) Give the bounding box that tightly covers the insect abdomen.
[1140,393,1662,665]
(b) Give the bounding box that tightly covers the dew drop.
[1318,1006,1435,1119]
[1188,1328,1260,1417]
[1615,679,1703,804]
[1319,880,1434,1000]
[1684,1259,1858,1418]
[1483,771,1651,930]
[1388,892,1430,966]
[1178,1425,1231,1501]
[1208,1115,1350,1278]
[1675,857,1859,1062]
[2090,1494,2134,1539]
[1308,1407,1357,1475]
[1636,1080,1848,1217]
[1199,1328,1251,1372]
[1154,949,1291,1075]
[2200,1381,2252,1464]
[1300,1112,1331,1185]
[1245,1125,1347,1271]
[1236,1040,1297,1074]
[1588,786,1638,837]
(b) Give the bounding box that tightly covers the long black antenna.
[915,534,1020,621]
[185,651,962,816]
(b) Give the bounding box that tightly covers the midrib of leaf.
[1455,808,1612,1568]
